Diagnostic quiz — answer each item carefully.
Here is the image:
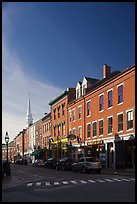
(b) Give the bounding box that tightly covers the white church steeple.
[26,93,33,127]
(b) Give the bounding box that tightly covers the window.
[127,110,133,129]
[87,101,91,116]
[93,122,97,137]
[118,85,123,104]
[72,109,75,121]
[99,95,104,111]
[62,104,65,116]
[99,120,103,135]
[87,124,91,138]
[69,111,72,122]
[78,106,82,119]
[78,127,82,138]
[118,113,123,132]
[62,123,65,135]
[58,106,60,118]
[58,125,60,136]
[54,126,56,137]
[53,109,56,120]
[108,90,112,108]
[108,117,113,134]
[83,84,86,95]
[72,128,76,135]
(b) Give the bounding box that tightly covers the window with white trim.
[87,101,91,116]
[118,84,123,104]
[108,90,113,108]
[78,106,82,119]
[99,95,104,111]
[108,117,113,134]
[93,122,97,137]
[99,120,103,135]
[87,124,91,138]
[118,113,123,132]
[127,110,133,129]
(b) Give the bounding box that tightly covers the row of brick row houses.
[2,64,135,169]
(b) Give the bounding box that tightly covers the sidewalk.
[102,168,135,177]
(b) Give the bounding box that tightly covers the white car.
[72,157,102,173]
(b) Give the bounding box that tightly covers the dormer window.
[77,89,80,98]
[83,84,86,95]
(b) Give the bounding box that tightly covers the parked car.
[2,160,11,177]
[45,158,59,169]
[72,157,102,173]
[32,159,45,167]
[56,157,76,171]
[15,159,28,165]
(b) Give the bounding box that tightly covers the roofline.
[49,90,68,106]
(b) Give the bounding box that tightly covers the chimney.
[103,64,111,78]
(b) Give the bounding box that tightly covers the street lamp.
[5,132,9,162]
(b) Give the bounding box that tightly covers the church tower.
[26,93,33,127]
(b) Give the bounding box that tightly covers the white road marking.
[105,179,114,182]
[71,180,78,184]
[129,178,135,181]
[27,183,33,187]
[88,180,96,183]
[113,178,122,182]
[36,182,41,186]
[97,179,106,182]
[62,181,68,184]
[122,178,131,181]
[45,182,50,186]
[79,180,87,184]
[54,181,60,185]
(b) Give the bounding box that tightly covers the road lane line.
[54,182,60,185]
[113,178,122,182]
[97,179,106,182]
[122,178,131,181]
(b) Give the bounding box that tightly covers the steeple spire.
[26,92,33,127]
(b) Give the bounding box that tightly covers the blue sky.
[2,2,135,143]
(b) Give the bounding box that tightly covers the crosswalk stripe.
[122,178,131,181]
[97,179,106,182]
[62,181,68,184]
[105,179,114,182]
[129,178,135,181]
[45,182,50,186]
[36,182,41,186]
[27,183,33,187]
[80,180,87,184]
[71,180,77,184]
[54,182,60,185]
[113,178,122,182]
[88,180,96,183]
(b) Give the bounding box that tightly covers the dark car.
[45,158,59,169]
[15,159,28,165]
[2,160,11,177]
[56,157,76,171]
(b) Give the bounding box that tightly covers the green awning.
[31,151,40,156]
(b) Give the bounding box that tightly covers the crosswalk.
[26,177,135,187]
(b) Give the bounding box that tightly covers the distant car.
[56,157,76,171]
[32,159,45,167]
[45,158,59,169]
[72,157,102,173]
[2,160,11,177]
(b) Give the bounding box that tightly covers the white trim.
[87,122,91,125]
[107,88,113,93]
[117,82,124,87]
[92,120,97,124]
[107,115,113,119]
[98,93,104,97]
[78,125,82,128]
[126,108,133,113]
[118,102,123,106]
[86,99,91,103]
[78,105,82,108]
[117,112,123,116]
[99,110,104,113]
[108,106,113,110]
[98,118,104,121]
